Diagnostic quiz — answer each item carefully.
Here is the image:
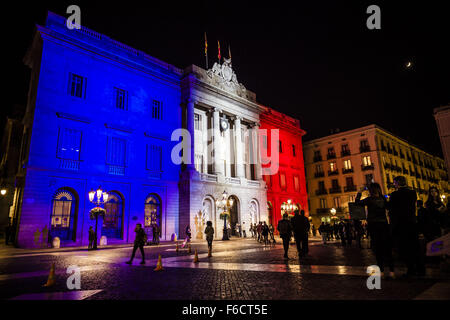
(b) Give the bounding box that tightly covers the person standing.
[291,210,310,257]
[88,226,95,250]
[268,224,276,244]
[261,221,269,245]
[389,176,425,277]
[204,221,214,254]
[338,221,346,246]
[257,222,262,243]
[152,224,160,245]
[318,222,327,244]
[311,224,316,237]
[424,187,446,241]
[356,183,395,278]
[277,213,293,259]
[354,219,364,249]
[126,223,147,265]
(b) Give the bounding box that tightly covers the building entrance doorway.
[229,195,239,236]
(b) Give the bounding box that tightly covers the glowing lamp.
[330,208,337,215]
[103,192,109,203]
[1,189,6,196]
[96,188,103,200]
[89,190,95,202]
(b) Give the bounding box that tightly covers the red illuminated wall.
[260,107,308,230]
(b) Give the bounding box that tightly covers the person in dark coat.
[291,209,310,257]
[88,226,95,250]
[388,176,425,277]
[204,221,215,253]
[277,213,293,258]
[152,224,160,245]
[4,222,11,245]
[318,222,327,244]
[354,219,364,249]
[261,221,269,245]
[424,187,446,241]
[356,183,395,278]
[126,223,147,265]
[338,221,346,246]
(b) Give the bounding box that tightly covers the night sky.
[2,0,449,156]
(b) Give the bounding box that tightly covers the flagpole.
[204,32,208,69]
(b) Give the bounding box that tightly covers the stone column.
[186,98,196,171]
[212,108,224,175]
[234,116,245,178]
[253,122,263,180]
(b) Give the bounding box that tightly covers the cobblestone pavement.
[0,237,449,300]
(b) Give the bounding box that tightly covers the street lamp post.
[216,190,234,240]
[88,187,109,250]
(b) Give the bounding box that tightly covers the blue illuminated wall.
[16,12,182,248]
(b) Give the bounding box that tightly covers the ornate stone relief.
[204,58,249,99]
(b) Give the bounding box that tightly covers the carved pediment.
[203,60,249,99]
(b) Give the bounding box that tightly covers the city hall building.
[1,12,308,247]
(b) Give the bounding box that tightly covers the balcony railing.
[315,189,328,196]
[314,172,325,178]
[328,170,339,176]
[329,187,342,194]
[341,150,351,157]
[313,155,322,162]
[360,146,371,153]
[362,164,374,171]
[59,159,80,171]
[108,165,125,176]
[327,153,336,160]
[342,168,354,174]
[344,185,357,192]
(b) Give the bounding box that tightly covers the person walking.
[204,221,214,255]
[261,221,269,245]
[356,183,395,278]
[354,219,364,249]
[338,221,346,246]
[88,226,95,250]
[277,213,293,259]
[257,222,262,243]
[311,224,317,237]
[318,222,327,244]
[344,220,354,247]
[268,224,276,244]
[291,210,310,257]
[388,176,425,278]
[126,223,147,265]
[152,224,160,245]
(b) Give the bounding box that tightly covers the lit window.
[294,176,300,192]
[363,156,372,166]
[344,159,352,169]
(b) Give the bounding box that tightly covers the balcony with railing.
[402,168,409,175]
[327,153,336,160]
[328,169,339,176]
[108,165,125,176]
[315,189,328,196]
[360,145,371,153]
[313,155,323,162]
[362,164,374,171]
[344,185,357,192]
[342,168,354,174]
[329,187,342,194]
[59,159,81,171]
[314,171,325,178]
[341,150,351,157]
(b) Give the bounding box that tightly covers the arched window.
[145,195,161,241]
[145,195,161,228]
[50,188,77,241]
[102,192,124,239]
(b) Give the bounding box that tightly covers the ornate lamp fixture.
[88,187,109,250]
[216,190,234,240]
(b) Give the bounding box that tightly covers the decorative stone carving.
[205,58,248,99]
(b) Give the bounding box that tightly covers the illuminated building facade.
[260,107,308,229]
[4,12,308,247]
[304,124,449,227]
[434,105,450,179]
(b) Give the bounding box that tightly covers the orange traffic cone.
[43,263,56,287]
[193,249,199,263]
[154,254,164,271]
[187,243,191,254]
[208,247,212,258]
[175,242,179,253]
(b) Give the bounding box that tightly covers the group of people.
[316,220,367,248]
[277,210,310,258]
[355,176,449,279]
[250,221,276,245]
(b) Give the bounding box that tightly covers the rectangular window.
[314,150,321,158]
[292,145,296,157]
[194,114,202,131]
[316,164,323,173]
[331,179,339,189]
[147,144,162,172]
[346,176,354,186]
[115,88,128,110]
[363,156,372,166]
[280,173,287,190]
[320,198,327,209]
[264,174,272,187]
[152,100,163,120]
[294,175,300,192]
[344,159,352,170]
[329,162,337,172]
[107,137,126,166]
[318,181,325,190]
[333,197,341,208]
[279,141,283,153]
[57,128,82,160]
[68,73,86,98]
[365,174,374,185]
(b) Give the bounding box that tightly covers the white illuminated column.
[186,98,196,170]
[213,108,224,175]
[234,116,244,178]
